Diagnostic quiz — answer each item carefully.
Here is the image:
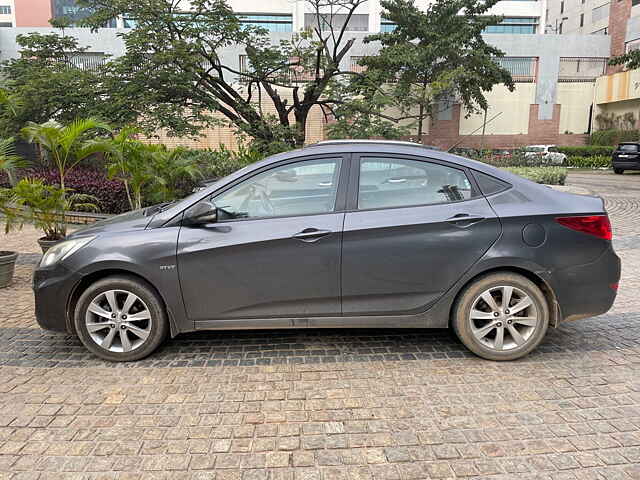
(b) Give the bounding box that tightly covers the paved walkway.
[1,172,640,479]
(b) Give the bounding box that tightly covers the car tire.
[452,272,549,361]
[614,168,624,175]
[74,275,168,362]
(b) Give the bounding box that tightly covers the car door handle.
[447,213,485,227]
[292,228,332,242]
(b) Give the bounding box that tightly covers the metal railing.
[558,57,607,82]
[493,57,538,82]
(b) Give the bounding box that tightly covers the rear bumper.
[550,245,620,322]
[612,160,640,170]
[32,263,79,333]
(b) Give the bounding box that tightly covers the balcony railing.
[493,57,538,83]
[558,57,607,82]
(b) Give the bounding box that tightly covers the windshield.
[525,147,545,153]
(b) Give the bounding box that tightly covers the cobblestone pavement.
[1,172,640,479]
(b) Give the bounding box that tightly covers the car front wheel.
[452,272,549,361]
[614,168,624,174]
[74,276,168,362]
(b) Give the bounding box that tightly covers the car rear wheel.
[452,272,549,361]
[614,168,624,174]
[74,276,168,362]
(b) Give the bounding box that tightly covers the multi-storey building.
[4,0,547,33]
[0,0,616,149]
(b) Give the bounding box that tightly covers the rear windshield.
[618,144,639,152]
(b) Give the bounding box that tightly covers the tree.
[78,0,367,150]
[609,51,640,71]
[347,0,514,137]
[20,118,112,193]
[0,33,112,137]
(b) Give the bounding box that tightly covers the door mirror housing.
[185,201,218,225]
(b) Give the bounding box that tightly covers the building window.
[559,22,563,34]
[0,5,11,14]
[380,19,396,32]
[52,0,117,27]
[237,14,292,32]
[483,17,538,34]
[0,21,11,27]
[580,13,584,27]
[123,17,136,28]
[561,1,564,13]
[559,57,607,82]
[304,13,369,32]
[592,3,610,23]
[633,0,640,6]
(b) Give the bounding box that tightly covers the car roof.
[618,142,640,145]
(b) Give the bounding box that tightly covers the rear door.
[341,154,501,316]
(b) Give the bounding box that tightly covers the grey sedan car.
[33,140,620,362]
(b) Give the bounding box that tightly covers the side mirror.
[185,201,218,226]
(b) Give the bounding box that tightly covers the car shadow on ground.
[0,311,637,368]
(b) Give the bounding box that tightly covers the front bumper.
[33,263,80,333]
[550,245,621,322]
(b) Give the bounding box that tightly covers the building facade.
[0,0,616,149]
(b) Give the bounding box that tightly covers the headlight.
[40,236,96,267]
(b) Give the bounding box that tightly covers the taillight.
[555,215,612,240]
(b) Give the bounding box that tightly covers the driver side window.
[213,158,341,220]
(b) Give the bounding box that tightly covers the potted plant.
[2,178,98,253]
[0,137,27,287]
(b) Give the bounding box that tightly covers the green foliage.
[0,137,28,186]
[21,118,112,192]
[180,143,265,180]
[557,146,614,157]
[145,146,203,204]
[589,129,640,146]
[565,155,611,169]
[77,0,366,148]
[609,50,640,71]
[351,0,513,137]
[0,178,98,240]
[0,33,114,137]
[504,167,567,185]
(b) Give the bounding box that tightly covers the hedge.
[565,155,610,169]
[26,167,130,214]
[590,129,640,146]
[504,167,567,185]
[557,146,614,157]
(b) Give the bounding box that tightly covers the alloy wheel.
[84,289,153,353]
[469,285,539,351]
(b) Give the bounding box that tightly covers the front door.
[177,156,347,323]
[341,155,501,316]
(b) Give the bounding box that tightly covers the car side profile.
[33,140,620,362]
[523,145,567,165]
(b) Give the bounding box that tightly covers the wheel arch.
[66,268,180,338]
[448,266,560,328]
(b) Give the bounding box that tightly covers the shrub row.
[565,155,610,169]
[26,167,130,214]
[504,167,567,185]
[590,129,640,146]
[557,146,614,158]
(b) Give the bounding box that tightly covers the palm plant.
[106,132,155,210]
[146,146,202,203]
[0,137,27,186]
[20,118,112,193]
[1,178,98,240]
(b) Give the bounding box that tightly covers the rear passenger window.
[358,157,475,210]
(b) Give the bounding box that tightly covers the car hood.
[66,208,153,239]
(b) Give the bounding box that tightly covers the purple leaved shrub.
[24,167,130,214]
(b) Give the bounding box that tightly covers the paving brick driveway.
[1,171,640,480]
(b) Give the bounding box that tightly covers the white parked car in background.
[523,145,567,165]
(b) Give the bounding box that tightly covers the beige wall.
[557,82,595,134]
[144,87,327,150]
[458,84,535,136]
